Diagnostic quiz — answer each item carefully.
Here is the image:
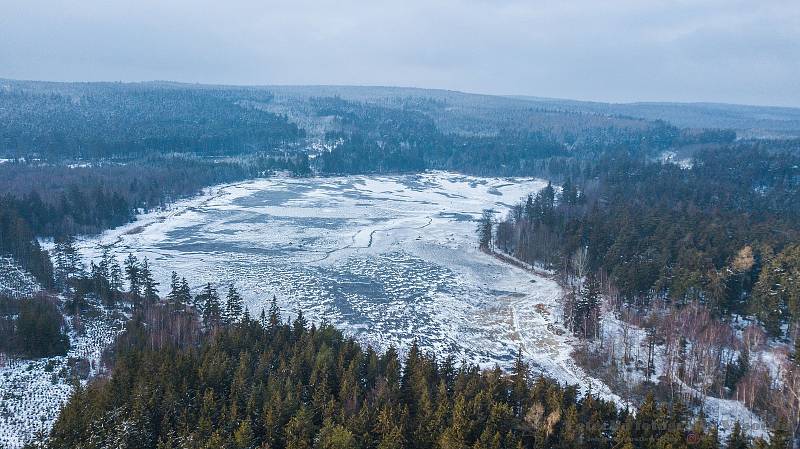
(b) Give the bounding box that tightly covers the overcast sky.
[1,0,798,106]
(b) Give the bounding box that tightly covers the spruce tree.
[477,209,494,251]
[768,418,791,449]
[268,296,280,329]
[124,253,141,298]
[225,284,244,324]
[140,257,159,303]
[109,259,123,293]
[233,420,254,449]
[53,235,83,290]
[197,283,221,327]
[178,277,192,308]
[167,271,180,302]
[284,407,313,449]
[726,421,748,449]
[292,310,307,336]
[98,247,112,281]
[511,346,528,416]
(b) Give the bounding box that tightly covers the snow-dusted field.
[0,302,126,448]
[0,257,40,298]
[78,172,623,403]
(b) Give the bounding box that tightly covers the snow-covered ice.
[78,172,623,405]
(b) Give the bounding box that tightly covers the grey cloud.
[0,0,798,106]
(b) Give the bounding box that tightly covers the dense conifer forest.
[488,144,800,335]
[0,83,304,158]
[38,293,785,449]
[0,294,69,358]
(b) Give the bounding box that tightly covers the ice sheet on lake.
[79,171,625,404]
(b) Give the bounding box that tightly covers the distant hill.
[508,95,800,138]
[265,84,800,137]
[4,79,799,136]
[1,79,796,162]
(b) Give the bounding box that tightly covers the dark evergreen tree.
[268,295,281,329]
[140,257,159,304]
[225,284,244,324]
[124,253,141,298]
[477,209,494,251]
[727,422,749,449]
[167,271,181,303]
[196,283,221,327]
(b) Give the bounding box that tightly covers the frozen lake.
[4,171,627,447]
[81,172,620,399]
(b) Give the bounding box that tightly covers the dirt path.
[484,248,632,408]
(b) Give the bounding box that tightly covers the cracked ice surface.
[79,171,625,404]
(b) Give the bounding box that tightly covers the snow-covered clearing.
[0,257,41,298]
[0,300,127,448]
[596,311,769,440]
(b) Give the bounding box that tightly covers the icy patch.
[659,151,693,169]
